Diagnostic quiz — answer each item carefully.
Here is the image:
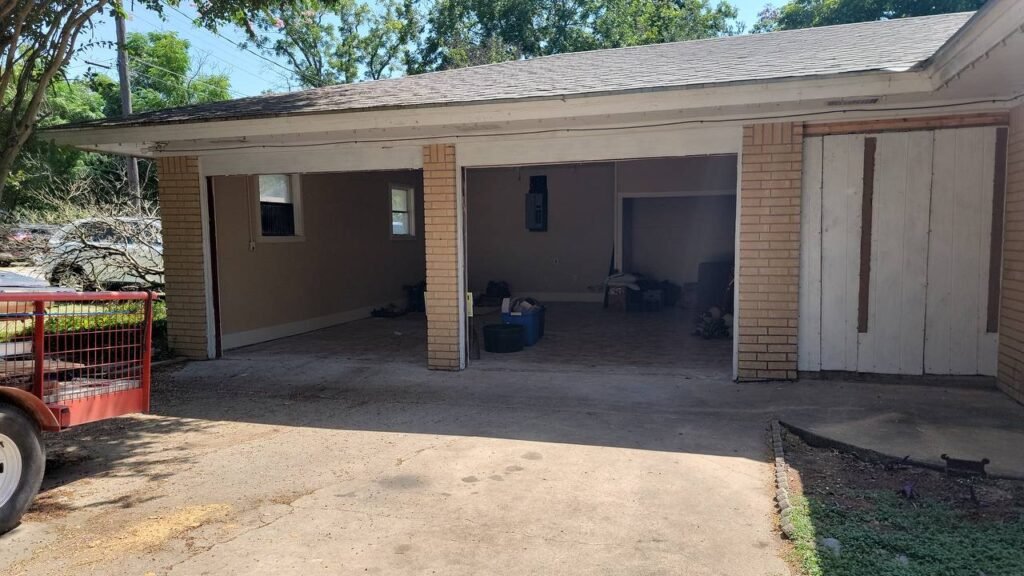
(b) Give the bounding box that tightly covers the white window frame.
[389,183,416,239]
[253,173,304,242]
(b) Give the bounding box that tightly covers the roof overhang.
[43,69,945,158]
[42,1,1024,159]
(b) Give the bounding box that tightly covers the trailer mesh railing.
[0,292,154,427]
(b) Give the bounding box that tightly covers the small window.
[259,174,300,237]
[390,184,415,237]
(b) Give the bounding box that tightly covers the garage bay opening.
[207,170,428,362]
[465,156,738,375]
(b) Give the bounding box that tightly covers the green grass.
[786,490,1024,576]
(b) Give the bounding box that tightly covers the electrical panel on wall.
[525,175,548,231]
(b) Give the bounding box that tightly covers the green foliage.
[754,0,987,32]
[242,0,422,87]
[786,490,1024,576]
[42,299,166,334]
[418,0,740,71]
[8,30,229,216]
[90,31,232,115]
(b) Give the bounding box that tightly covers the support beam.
[156,156,210,359]
[737,123,804,380]
[422,144,461,370]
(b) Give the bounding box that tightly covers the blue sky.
[70,0,769,98]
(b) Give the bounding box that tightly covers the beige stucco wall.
[467,163,615,297]
[212,170,425,339]
[624,195,736,286]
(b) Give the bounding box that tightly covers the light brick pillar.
[998,106,1024,404]
[156,156,209,359]
[422,144,461,370]
[737,123,804,380]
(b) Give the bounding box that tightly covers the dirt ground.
[782,432,1024,576]
[785,434,1024,522]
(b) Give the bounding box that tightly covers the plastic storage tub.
[483,324,525,353]
[502,306,545,346]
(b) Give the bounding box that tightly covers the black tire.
[0,404,45,535]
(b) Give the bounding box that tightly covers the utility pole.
[115,11,141,211]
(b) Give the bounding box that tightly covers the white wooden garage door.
[799,127,1003,376]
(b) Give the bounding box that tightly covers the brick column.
[422,144,461,370]
[156,156,209,359]
[737,123,804,380]
[999,106,1024,403]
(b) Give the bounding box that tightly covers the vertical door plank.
[859,132,931,374]
[900,131,933,375]
[925,130,955,374]
[924,127,999,375]
[974,128,999,375]
[820,134,864,370]
[799,136,823,371]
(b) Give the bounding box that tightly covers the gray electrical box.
[525,175,548,231]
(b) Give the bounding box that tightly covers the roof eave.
[44,68,936,152]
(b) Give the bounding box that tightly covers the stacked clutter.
[501,297,545,346]
[605,273,680,312]
[482,296,545,353]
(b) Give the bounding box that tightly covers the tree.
[0,0,108,200]
[113,31,231,113]
[417,0,740,72]
[753,0,987,32]
[0,0,309,203]
[6,30,231,214]
[242,0,422,88]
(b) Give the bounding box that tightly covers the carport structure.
[45,4,1024,401]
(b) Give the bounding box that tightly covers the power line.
[130,54,252,98]
[130,10,276,86]
[165,4,318,89]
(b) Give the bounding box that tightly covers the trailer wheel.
[0,404,45,535]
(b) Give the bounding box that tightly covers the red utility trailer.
[0,291,155,534]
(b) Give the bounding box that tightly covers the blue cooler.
[502,306,545,346]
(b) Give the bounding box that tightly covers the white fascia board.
[200,142,424,176]
[45,70,932,151]
[927,0,1024,88]
[457,124,740,167]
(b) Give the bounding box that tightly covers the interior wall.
[467,163,615,298]
[213,170,425,343]
[466,156,738,300]
[615,155,738,193]
[624,195,736,285]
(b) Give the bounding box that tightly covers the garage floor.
[224,302,731,376]
[474,302,731,374]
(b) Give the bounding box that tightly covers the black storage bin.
[483,324,525,353]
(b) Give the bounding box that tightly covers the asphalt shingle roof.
[65,12,974,129]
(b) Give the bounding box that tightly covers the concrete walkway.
[2,336,1022,575]
[774,377,1024,478]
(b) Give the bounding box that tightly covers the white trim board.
[221,303,391,350]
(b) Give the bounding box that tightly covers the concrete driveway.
[1,348,791,576]
[3,326,1023,576]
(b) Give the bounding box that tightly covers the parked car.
[45,217,163,290]
[0,224,58,266]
